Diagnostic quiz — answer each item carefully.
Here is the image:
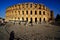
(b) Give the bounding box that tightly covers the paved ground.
[0,23,60,40]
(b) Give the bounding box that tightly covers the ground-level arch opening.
[30,18,33,23]
[35,18,37,23]
[26,17,28,22]
[43,18,46,23]
[39,18,41,22]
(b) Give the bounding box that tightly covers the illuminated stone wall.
[5,3,53,23]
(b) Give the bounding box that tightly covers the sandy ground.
[0,23,60,40]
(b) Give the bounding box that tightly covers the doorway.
[40,18,41,22]
[35,18,37,23]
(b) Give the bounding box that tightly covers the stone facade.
[5,3,54,23]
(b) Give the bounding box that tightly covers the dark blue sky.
[0,0,60,18]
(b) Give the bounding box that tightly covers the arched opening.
[29,18,33,26]
[18,17,20,20]
[35,18,37,23]
[22,17,24,21]
[31,18,32,22]
[39,18,41,22]
[35,11,37,15]
[31,11,32,15]
[43,18,46,22]
[43,11,45,15]
[26,17,28,22]
[30,18,32,23]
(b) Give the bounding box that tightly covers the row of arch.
[6,3,49,11]
[22,17,46,23]
[9,17,46,22]
[8,4,45,9]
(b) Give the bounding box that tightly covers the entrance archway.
[26,17,28,22]
[35,18,37,23]
[30,18,33,25]
[39,18,41,22]
[30,18,32,23]
[43,18,46,23]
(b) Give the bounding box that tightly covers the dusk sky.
[0,0,60,18]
